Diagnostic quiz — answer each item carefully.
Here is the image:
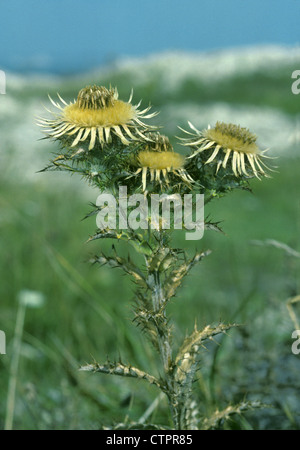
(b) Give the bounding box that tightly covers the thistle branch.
[80,361,162,389]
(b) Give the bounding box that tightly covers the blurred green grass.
[0,155,299,429]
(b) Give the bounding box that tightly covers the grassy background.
[0,52,300,429]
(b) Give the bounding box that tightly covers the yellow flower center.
[138,151,185,170]
[204,122,259,154]
[63,100,136,128]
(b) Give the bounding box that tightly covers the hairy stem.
[151,271,172,372]
[146,242,188,430]
[149,269,179,427]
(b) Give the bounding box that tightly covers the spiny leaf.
[80,361,162,389]
[87,228,152,257]
[87,228,130,243]
[175,322,237,365]
[103,421,170,430]
[201,401,270,430]
[90,251,148,288]
[174,322,237,401]
[164,250,211,300]
[129,238,154,256]
[147,247,177,273]
[82,203,100,220]
[133,304,173,356]
[204,217,224,234]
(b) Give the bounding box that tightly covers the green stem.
[151,271,172,373]
[148,266,184,429]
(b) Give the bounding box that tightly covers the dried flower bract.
[180,121,271,178]
[37,85,158,149]
[133,133,193,191]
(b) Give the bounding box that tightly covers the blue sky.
[0,0,299,73]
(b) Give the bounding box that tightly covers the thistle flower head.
[179,121,271,178]
[133,133,193,191]
[142,132,173,153]
[37,84,158,150]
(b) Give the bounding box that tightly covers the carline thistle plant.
[38,84,272,430]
